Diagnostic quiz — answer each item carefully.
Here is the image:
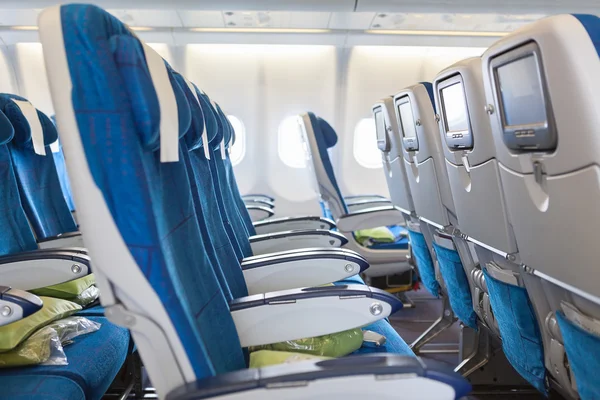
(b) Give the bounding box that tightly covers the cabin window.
[227,115,246,166]
[353,118,382,169]
[278,116,307,168]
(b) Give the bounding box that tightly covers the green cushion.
[0,326,59,367]
[30,274,95,299]
[0,297,81,353]
[354,227,395,245]
[249,350,330,368]
[249,328,363,358]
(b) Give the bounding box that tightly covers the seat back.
[372,97,415,216]
[39,5,246,396]
[481,14,600,398]
[299,112,349,220]
[0,95,77,240]
[392,83,455,229]
[0,109,38,255]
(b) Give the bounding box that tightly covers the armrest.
[241,248,369,295]
[253,216,335,235]
[244,199,275,208]
[230,284,401,347]
[0,286,43,326]
[344,194,387,202]
[247,205,275,222]
[336,206,405,232]
[0,250,91,291]
[37,231,85,249]
[347,199,392,212]
[249,230,348,255]
[166,355,471,400]
[243,194,275,202]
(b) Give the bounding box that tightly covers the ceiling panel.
[369,13,546,31]
[0,9,39,26]
[221,11,331,28]
[329,12,376,29]
[356,0,600,14]
[0,0,356,11]
[179,11,225,28]
[107,9,183,27]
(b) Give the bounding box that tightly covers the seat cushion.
[0,375,85,400]
[334,275,415,357]
[0,316,130,400]
[355,225,409,250]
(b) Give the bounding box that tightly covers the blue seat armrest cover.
[240,249,368,274]
[165,355,471,400]
[336,206,405,232]
[249,229,348,246]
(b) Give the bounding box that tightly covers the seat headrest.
[110,34,190,153]
[197,92,219,149]
[0,94,56,152]
[316,116,338,148]
[214,104,232,148]
[0,110,14,145]
[207,98,224,149]
[173,72,205,151]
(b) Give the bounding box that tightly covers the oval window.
[227,115,246,166]
[353,118,382,169]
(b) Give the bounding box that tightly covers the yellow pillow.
[249,350,330,369]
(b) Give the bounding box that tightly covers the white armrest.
[347,199,392,212]
[244,199,275,209]
[166,354,470,400]
[0,250,91,290]
[247,205,274,222]
[249,230,347,255]
[37,232,85,249]
[336,206,405,232]
[241,249,368,295]
[242,194,275,203]
[230,285,399,347]
[253,216,335,235]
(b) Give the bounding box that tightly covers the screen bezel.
[396,96,419,152]
[437,74,474,150]
[489,41,557,152]
[373,105,390,152]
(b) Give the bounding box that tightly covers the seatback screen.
[398,102,416,139]
[497,55,547,127]
[441,83,469,132]
[439,79,473,150]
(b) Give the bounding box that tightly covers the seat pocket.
[433,243,477,330]
[483,268,546,394]
[407,230,439,297]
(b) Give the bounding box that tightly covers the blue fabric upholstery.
[74,305,105,317]
[334,275,415,357]
[0,110,39,255]
[53,143,76,212]
[0,94,78,240]
[367,236,409,250]
[432,243,477,329]
[556,311,600,400]
[0,317,129,400]
[309,113,349,216]
[0,376,85,400]
[573,14,600,57]
[482,269,546,394]
[175,73,246,301]
[61,4,245,377]
[407,230,439,297]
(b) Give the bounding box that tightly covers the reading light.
[11,26,38,31]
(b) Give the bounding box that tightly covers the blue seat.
[39,5,471,398]
[0,94,78,241]
[0,317,130,400]
[52,140,76,213]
